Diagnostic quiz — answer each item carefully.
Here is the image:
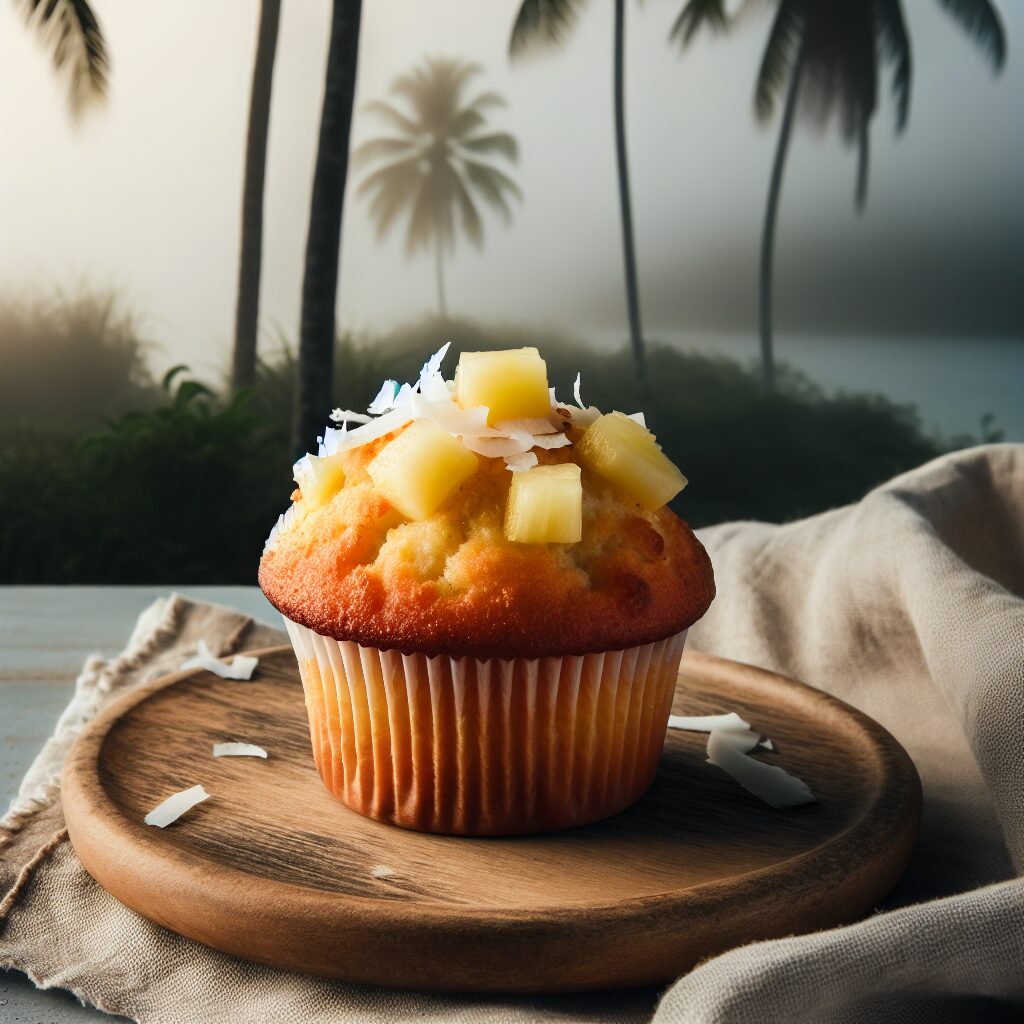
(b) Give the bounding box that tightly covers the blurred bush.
[0,289,159,428]
[0,369,290,583]
[0,313,948,584]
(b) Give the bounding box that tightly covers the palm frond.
[351,136,420,169]
[462,160,522,220]
[362,98,420,137]
[448,108,486,140]
[465,90,507,113]
[406,163,455,255]
[755,0,805,122]
[18,0,109,119]
[875,0,912,131]
[934,0,1006,71]
[451,174,485,249]
[357,157,426,241]
[460,132,519,163]
[510,0,587,59]
[670,0,729,49]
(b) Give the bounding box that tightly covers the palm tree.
[294,0,363,455]
[231,0,282,394]
[15,0,109,119]
[510,0,648,392]
[677,0,1006,392]
[353,59,521,317]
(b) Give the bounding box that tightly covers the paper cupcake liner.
[284,619,687,835]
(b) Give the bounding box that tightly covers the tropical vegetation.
[676,0,1007,391]
[3,289,978,584]
[354,58,521,318]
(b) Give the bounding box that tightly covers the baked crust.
[259,429,715,659]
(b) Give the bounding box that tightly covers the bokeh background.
[1,0,1021,582]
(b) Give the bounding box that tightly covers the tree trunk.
[231,0,281,393]
[759,30,807,393]
[854,115,870,213]
[613,0,646,395]
[435,235,447,318]
[293,0,364,455]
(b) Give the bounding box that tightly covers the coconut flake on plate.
[180,640,258,681]
[504,451,539,473]
[212,742,268,759]
[144,785,210,828]
[667,712,752,733]
[706,727,815,808]
[759,738,775,751]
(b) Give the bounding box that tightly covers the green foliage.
[2,315,960,584]
[0,370,290,583]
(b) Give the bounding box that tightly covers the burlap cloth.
[2,444,1022,1023]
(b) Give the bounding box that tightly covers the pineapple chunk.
[456,348,550,424]
[367,419,478,521]
[575,412,687,510]
[505,464,582,544]
[293,453,346,510]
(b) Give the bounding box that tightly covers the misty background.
[1,0,1021,440]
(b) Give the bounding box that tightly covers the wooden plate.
[63,647,920,993]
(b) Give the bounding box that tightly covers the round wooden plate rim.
[64,645,917,929]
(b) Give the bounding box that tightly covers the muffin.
[259,345,714,835]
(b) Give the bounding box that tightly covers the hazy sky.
[0,0,1021,378]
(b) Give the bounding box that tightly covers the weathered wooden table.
[0,586,279,1023]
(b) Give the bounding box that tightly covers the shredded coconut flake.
[570,405,602,428]
[328,408,372,424]
[706,728,815,808]
[504,451,539,472]
[212,742,268,759]
[759,738,774,751]
[370,864,395,879]
[493,417,559,436]
[144,785,209,828]
[461,433,535,458]
[531,432,572,450]
[573,372,584,408]
[329,405,416,454]
[627,411,647,427]
[367,379,399,415]
[668,712,751,733]
[180,640,258,681]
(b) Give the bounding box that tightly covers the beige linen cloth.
[2,443,1022,1024]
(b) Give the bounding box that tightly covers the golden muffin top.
[259,346,714,659]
